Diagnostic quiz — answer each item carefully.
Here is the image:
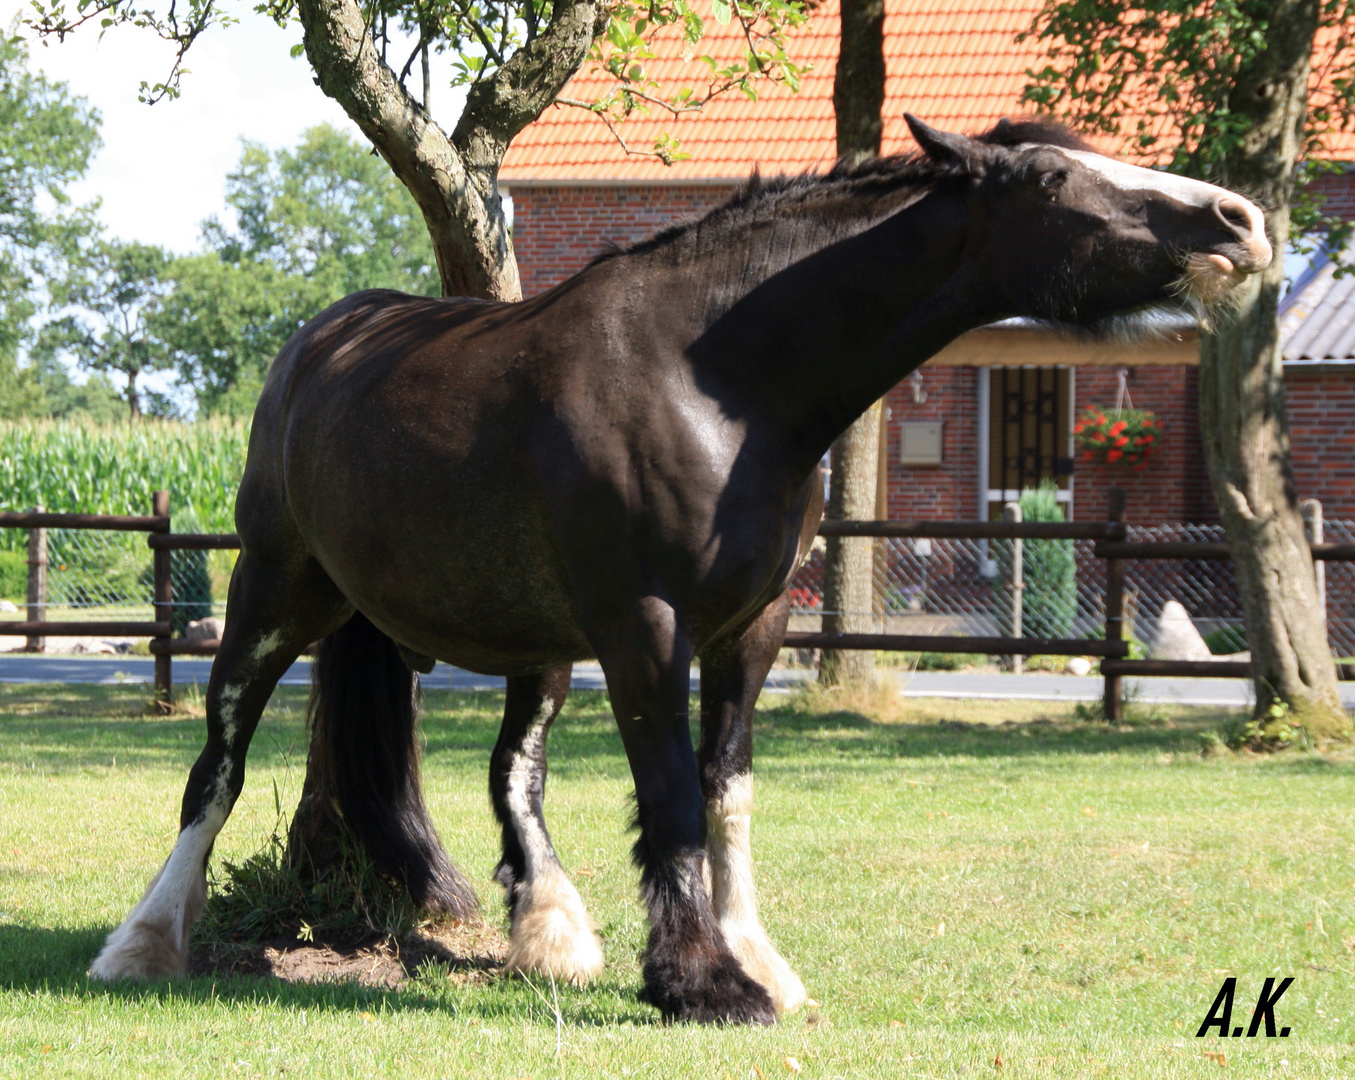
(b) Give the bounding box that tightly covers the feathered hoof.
[722,920,808,1014]
[89,918,188,982]
[504,874,605,987]
[639,949,777,1025]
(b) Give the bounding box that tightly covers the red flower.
[1092,432,1106,442]
[1109,420,1128,435]
[1114,435,1129,447]
[1106,449,1123,462]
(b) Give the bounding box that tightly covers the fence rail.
[2,488,1349,717]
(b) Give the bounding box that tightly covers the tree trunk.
[820,400,884,686]
[1198,0,1351,742]
[819,0,887,688]
[295,0,604,301]
[126,369,140,420]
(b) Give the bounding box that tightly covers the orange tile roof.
[500,0,1355,185]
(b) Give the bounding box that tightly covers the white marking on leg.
[89,799,228,981]
[217,682,244,743]
[706,772,807,1013]
[250,630,283,664]
[502,697,604,986]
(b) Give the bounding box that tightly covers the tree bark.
[1198,0,1351,742]
[295,0,606,301]
[819,0,887,688]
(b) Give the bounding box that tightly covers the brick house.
[499,0,1355,525]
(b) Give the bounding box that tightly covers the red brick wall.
[882,365,1217,525]
[510,184,738,296]
[883,368,982,519]
[1071,366,1215,524]
[1308,171,1355,222]
[1286,370,1355,517]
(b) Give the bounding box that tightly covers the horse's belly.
[310,513,594,676]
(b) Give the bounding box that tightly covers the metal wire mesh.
[789,522,1355,657]
[8,520,1353,654]
[27,529,232,626]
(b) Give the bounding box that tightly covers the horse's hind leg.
[491,666,605,985]
[699,593,808,1014]
[90,554,350,980]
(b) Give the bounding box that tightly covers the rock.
[185,617,225,642]
[1065,656,1093,676]
[1150,601,1213,662]
[0,599,17,612]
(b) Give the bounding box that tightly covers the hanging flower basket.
[1073,406,1160,469]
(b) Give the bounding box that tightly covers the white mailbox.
[898,421,944,466]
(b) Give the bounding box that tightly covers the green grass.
[2,683,1354,1078]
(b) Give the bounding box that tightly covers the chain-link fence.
[4,528,233,630]
[789,521,1355,658]
[6,519,1352,657]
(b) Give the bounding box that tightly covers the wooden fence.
[4,488,1354,718]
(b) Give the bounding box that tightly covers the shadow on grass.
[0,923,654,1026]
[1,682,1274,774]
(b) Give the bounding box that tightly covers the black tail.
[305,611,477,918]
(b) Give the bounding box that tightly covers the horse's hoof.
[721,920,807,1014]
[639,951,777,1025]
[504,872,605,986]
[89,919,188,981]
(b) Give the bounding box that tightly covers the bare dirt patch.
[191,916,509,989]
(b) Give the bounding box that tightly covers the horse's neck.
[678,186,995,473]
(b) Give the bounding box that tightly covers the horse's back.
[239,288,594,669]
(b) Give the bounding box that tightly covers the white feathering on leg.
[706,772,807,1013]
[502,702,605,985]
[89,803,225,981]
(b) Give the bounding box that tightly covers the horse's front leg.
[593,594,776,1025]
[699,593,808,1014]
[91,554,349,979]
[491,666,605,985]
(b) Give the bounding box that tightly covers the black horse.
[90,117,1269,1024]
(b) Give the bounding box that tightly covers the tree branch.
[451,0,608,166]
[295,0,522,300]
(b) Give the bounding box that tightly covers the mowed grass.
[2,683,1354,1079]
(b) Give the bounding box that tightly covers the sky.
[4,1,466,254]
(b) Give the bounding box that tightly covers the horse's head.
[904,115,1272,327]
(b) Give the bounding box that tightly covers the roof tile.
[502,0,1355,183]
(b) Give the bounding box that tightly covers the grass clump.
[199,805,424,950]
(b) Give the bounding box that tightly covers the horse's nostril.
[1217,199,1251,233]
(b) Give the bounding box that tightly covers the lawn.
[1,682,1353,1078]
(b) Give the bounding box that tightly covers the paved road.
[5,654,1354,707]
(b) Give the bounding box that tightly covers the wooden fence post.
[25,505,46,653]
[1103,488,1127,721]
[1002,502,1023,675]
[152,490,172,706]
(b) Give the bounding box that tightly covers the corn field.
[0,419,249,544]
[0,421,250,617]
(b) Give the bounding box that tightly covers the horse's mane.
[590,118,1096,267]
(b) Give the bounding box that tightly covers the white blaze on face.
[1056,148,1272,272]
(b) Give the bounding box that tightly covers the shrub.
[994,481,1077,640]
[0,550,27,601]
[171,505,213,636]
[1205,625,1248,654]
[916,651,982,671]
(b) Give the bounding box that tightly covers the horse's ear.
[904,114,975,168]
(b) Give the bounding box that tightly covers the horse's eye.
[1038,170,1068,196]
